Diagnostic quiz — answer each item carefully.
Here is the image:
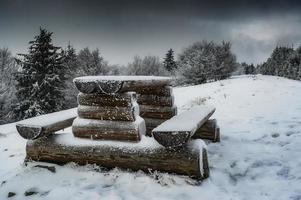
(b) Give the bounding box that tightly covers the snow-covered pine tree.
[0,48,17,124]
[61,42,79,108]
[163,49,177,72]
[77,47,108,76]
[177,41,237,85]
[12,28,66,120]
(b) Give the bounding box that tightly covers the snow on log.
[26,133,209,180]
[16,108,77,140]
[77,104,139,121]
[139,105,177,119]
[73,76,172,94]
[192,119,220,142]
[137,94,174,106]
[78,92,136,107]
[72,117,145,141]
[152,105,216,148]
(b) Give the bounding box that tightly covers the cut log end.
[16,125,43,140]
[74,81,97,94]
[152,131,191,148]
[192,119,221,143]
[97,81,124,95]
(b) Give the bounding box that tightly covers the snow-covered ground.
[0,75,301,200]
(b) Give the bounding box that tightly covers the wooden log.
[143,118,167,136]
[74,81,97,94]
[73,76,172,94]
[16,108,77,140]
[192,119,220,142]
[137,94,174,106]
[26,133,209,180]
[139,105,177,119]
[72,117,145,142]
[77,104,139,121]
[152,105,215,148]
[78,92,136,107]
[144,117,167,128]
[132,86,173,96]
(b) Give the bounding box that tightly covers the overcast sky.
[0,0,300,65]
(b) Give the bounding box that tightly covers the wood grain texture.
[77,105,138,121]
[192,119,221,142]
[78,92,136,107]
[26,133,209,180]
[73,76,172,95]
[152,106,215,148]
[139,105,177,119]
[16,108,77,140]
[137,94,174,106]
[72,117,145,142]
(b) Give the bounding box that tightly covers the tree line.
[235,46,301,80]
[0,27,238,123]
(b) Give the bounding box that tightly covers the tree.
[177,41,237,85]
[61,42,80,108]
[0,48,17,124]
[77,47,108,76]
[244,63,256,74]
[11,28,66,120]
[163,49,177,72]
[127,55,168,76]
[257,45,301,80]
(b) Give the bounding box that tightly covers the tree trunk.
[77,105,138,121]
[26,133,209,180]
[16,108,77,140]
[72,117,145,142]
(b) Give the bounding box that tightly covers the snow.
[152,105,215,132]
[1,75,301,199]
[16,108,77,127]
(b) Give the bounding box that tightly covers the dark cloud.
[0,0,300,64]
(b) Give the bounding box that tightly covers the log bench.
[152,105,216,148]
[16,107,219,143]
[16,108,77,140]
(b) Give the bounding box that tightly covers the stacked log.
[135,86,177,136]
[73,91,144,142]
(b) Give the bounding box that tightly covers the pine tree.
[12,28,66,120]
[77,47,108,76]
[61,42,79,108]
[163,49,177,72]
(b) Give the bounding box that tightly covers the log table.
[74,76,177,136]
[20,76,214,180]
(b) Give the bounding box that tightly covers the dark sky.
[0,0,301,65]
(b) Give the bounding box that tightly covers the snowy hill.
[0,75,301,200]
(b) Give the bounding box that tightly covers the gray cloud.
[0,0,300,65]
